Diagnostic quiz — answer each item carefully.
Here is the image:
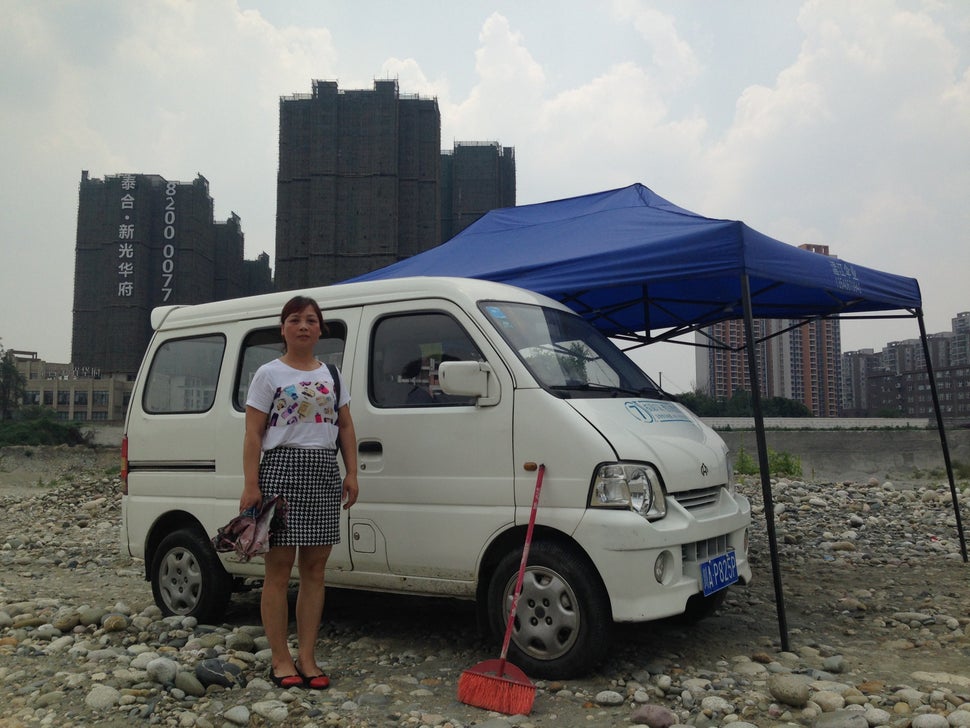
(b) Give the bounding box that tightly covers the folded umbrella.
[212,495,288,561]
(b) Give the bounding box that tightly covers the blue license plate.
[700,550,738,596]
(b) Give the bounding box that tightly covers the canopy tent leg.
[741,274,790,651]
[918,309,968,562]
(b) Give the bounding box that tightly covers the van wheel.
[486,541,611,679]
[150,528,232,624]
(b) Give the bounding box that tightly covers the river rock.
[769,673,812,707]
[196,657,245,688]
[631,703,678,727]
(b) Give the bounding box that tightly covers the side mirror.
[438,361,498,406]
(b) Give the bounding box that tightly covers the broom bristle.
[458,669,536,715]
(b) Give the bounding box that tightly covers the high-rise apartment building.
[950,311,970,366]
[696,244,843,416]
[441,142,516,241]
[841,348,878,416]
[275,80,442,289]
[275,81,516,289]
[694,318,771,402]
[72,171,271,376]
[843,311,970,420]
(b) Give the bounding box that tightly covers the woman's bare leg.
[261,545,298,676]
[294,544,332,675]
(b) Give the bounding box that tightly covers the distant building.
[696,244,843,416]
[694,318,770,402]
[843,311,970,421]
[275,79,442,289]
[14,351,132,423]
[71,171,270,377]
[441,142,516,240]
[274,80,516,290]
[841,348,878,416]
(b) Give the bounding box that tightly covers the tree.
[677,387,812,418]
[0,343,27,421]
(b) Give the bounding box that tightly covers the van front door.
[348,302,514,590]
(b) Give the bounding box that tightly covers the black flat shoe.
[297,667,330,690]
[269,669,304,689]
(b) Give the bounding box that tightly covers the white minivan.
[121,276,751,678]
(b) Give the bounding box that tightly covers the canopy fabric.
[349,183,922,338]
[346,183,964,652]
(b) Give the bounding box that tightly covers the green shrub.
[733,445,802,477]
[953,460,970,480]
[734,447,758,475]
[0,407,89,446]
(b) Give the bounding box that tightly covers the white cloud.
[444,13,546,143]
[694,0,970,342]
[0,0,967,368]
[612,0,702,89]
[379,57,445,100]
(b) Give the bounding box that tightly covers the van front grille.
[670,485,722,510]
[682,535,730,563]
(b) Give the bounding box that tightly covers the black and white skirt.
[258,447,341,547]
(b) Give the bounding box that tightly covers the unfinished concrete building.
[275,80,442,289]
[441,142,516,241]
[72,172,269,376]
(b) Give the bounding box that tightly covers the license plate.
[700,550,738,596]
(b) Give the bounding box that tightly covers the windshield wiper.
[548,382,656,398]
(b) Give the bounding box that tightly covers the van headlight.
[725,454,736,494]
[590,463,667,521]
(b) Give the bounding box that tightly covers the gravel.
[1,445,969,728]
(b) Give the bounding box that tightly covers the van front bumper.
[572,493,752,623]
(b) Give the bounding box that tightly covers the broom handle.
[497,463,545,677]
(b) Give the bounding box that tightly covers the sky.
[2,0,968,393]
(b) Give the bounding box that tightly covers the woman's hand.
[240,482,262,512]
[342,471,359,510]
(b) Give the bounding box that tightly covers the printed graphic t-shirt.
[246,359,350,452]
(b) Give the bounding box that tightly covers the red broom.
[457,463,545,715]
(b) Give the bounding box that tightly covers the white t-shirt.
[246,359,350,452]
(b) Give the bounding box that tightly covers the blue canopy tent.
[348,182,965,648]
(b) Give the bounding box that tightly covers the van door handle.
[359,441,382,454]
[357,439,383,472]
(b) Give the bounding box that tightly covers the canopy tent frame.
[732,284,965,651]
[607,296,967,652]
[347,182,968,651]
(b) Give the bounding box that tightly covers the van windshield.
[481,301,666,399]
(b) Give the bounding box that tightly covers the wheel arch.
[474,524,613,628]
[143,510,209,581]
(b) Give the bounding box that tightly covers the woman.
[241,295,359,689]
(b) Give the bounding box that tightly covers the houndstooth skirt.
[258,447,341,547]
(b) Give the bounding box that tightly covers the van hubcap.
[505,566,580,661]
[158,547,202,614]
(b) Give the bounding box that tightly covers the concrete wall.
[703,417,933,430]
[717,427,970,482]
[86,424,123,447]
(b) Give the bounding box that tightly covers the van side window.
[235,321,347,411]
[370,313,483,408]
[143,335,225,414]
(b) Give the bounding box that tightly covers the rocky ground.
[1,444,969,728]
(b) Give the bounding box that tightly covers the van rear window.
[143,335,225,414]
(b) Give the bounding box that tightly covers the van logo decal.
[701,463,709,477]
[624,400,691,424]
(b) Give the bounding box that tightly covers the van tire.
[486,541,611,679]
[150,528,232,624]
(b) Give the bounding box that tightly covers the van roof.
[151,276,566,331]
